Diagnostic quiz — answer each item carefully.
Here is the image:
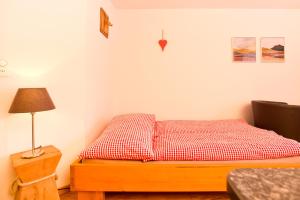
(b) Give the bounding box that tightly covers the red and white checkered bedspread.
[153,120,300,161]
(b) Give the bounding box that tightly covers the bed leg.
[77,191,105,200]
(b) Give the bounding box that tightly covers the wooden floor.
[60,192,230,200]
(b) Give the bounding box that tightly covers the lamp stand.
[22,112,45,159]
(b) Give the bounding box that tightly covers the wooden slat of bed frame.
[70,158,300,200]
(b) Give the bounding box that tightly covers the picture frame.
[261,37,285,63]
[232,37,256,63]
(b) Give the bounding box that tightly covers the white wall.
[0,0,116,199]
[111,9,300,122]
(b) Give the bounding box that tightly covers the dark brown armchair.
[252,100,300,142]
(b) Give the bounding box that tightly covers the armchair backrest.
[252,100,300,142]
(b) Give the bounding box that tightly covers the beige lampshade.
[9,88,55,113]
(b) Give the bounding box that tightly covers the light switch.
[0,59,9,76]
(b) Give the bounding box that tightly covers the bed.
[70,102,300,200]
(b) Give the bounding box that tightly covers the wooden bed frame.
[70,157,300,200]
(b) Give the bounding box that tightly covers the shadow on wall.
[85,118,111,146]
[240,103,254,125]
[0,90,15,119]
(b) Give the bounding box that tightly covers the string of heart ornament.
[158,30,167,51]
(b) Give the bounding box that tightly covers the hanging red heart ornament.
[159,30,167,51]
[159,39,167,51]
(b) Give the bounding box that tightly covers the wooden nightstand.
[10,145,62,200]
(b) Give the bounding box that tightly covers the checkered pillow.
[154,120,300,161]
[80,113,156,161]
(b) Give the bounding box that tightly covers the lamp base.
[22,148,45,159]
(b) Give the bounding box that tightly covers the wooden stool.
[10,145,62,200]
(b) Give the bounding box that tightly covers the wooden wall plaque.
[100,8,112,38]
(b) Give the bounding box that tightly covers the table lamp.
[9,88,55,159]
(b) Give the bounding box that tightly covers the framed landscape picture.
[261,37,285,63]
[232,37,256,63]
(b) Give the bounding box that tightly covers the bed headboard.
[251,100,300,142]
